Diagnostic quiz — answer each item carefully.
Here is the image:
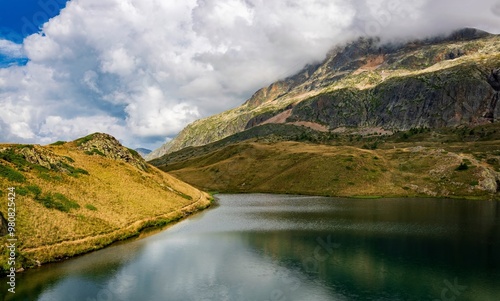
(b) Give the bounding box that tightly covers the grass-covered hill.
[0,133,212,273]
[153,123,500,200]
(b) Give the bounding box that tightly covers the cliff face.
[147,28,500,160]
[288,66,497,130]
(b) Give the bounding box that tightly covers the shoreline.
[202,190,499,201]
[1,192,213,277]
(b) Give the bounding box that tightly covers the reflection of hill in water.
[4,240,145,301]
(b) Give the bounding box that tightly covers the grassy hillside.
[156,124,500,200]
[0,133,212,273]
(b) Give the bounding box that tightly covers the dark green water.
[3,194,500,301]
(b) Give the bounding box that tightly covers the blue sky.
[0,0,68,41]
[0,0,499,150]
[0,0,68,67]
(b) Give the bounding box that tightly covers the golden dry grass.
[0,142,211,272]
[162,140,499,200]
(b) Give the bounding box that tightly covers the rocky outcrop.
[0,144,75,173]
[477,167,500,193]
[488,69,500,91]
[77,133,148,171]
[17,145,67,171]
[485,69,500,121]
[147,28,500,160]
[287,66,495,130]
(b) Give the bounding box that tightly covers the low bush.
[456,162,469,171]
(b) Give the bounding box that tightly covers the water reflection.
[3,194,500,301]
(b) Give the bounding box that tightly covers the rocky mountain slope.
[0,133,211,273]
[147,28,500,160]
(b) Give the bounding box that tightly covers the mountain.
[146,28,500,160]
[135,148,152,157]
[152,122,500,200]
[147,28,500,200]
[0,133,212,273]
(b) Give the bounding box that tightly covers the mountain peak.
[74,133,148,171]
[147,28,500,160]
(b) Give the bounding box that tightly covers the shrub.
[456,162,469,171]
[50,141,66,146]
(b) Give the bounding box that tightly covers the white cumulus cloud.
[0,0,498,149]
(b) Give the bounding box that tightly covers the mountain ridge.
[146,28,500,160]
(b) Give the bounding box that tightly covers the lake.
[3,194,500,301]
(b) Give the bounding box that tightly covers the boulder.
[487,69,500,91]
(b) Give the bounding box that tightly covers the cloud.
[0,0,499,149]
[0,39,24,58]
[0,39,27,67]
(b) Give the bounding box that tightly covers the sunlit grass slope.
[0,133,211,273]
[158,130,500,200]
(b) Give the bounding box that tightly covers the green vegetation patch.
[176,191,193,201]
[85,204,98,211]
[85,148,105,157]
[35,193,80,212]
[26,185,42,197]
[60,162,89,177]
[75,133,96,146]
[16,187,29,196]
[38,172,63,182]
[0,148,30,168]
[127,148,141,159]
[50,141,66,146]
[0,164,26,183]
